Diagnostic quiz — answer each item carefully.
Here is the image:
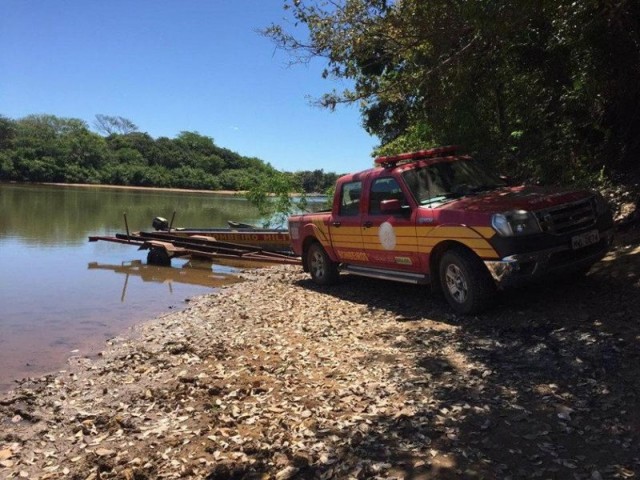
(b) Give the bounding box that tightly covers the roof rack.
[374,145,459,168]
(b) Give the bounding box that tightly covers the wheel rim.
[310,249,326,279]
[445,263,468,304]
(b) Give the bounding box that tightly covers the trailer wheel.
[307,242,339,285]
[147,248,171,266]
[439,248,495,314]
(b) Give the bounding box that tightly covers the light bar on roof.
[374,145,459,167]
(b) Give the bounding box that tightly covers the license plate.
[571,229,600,250]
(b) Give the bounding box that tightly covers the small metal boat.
[151,217,291,253]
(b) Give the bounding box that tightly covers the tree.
[93,114,138,135]
[0,113,340,192]
[0,151,16,180]
[106,132,156,163]
[151,137,189,169]
[0,116,17,150]
[175,131,216,155]
[294,169,340,193]
[265,0,640,183]
[245,171,308,228]
[12,115,86,174]
[217,169,254,191]
[59,129,109,169]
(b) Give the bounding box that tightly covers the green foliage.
[0,116,17,150]
[0,114,339,195]
[106,132,157,161]
[14,155,60,182]
[245,172,308,228]
[323,183,336,210]
[267,0,640,185]
[175,131,216,155]
[293,169,340,193]
[61,128,109,169]
[373,123,436,158]
[0,151,15,180]
[171,166,220,190]
[114,147,146,165]
[217,169,253,191]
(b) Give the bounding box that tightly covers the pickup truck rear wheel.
[307,242,339,285]
[439,248,495,314]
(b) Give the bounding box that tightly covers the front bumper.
[484,228,614,288]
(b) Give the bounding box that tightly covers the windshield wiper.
[421,193,462,206]
[422,187,498,206]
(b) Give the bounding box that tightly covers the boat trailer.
[88,230,301,266]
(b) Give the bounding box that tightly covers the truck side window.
[369,177,405,215]
[339,181,362,216]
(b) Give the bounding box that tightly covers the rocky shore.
[1,232,640,479]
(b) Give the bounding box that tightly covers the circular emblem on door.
[379,222,396,250]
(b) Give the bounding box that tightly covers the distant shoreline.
[32,182,243,196]
[2,181,326,197]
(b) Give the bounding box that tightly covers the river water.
[0,183,275,391]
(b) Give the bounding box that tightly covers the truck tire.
[439,248,495,315]
[307,242,339,285]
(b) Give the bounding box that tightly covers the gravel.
[1,231,639,479]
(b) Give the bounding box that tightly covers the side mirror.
[380,199,403,213]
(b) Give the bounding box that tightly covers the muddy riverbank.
[1,229,639,479]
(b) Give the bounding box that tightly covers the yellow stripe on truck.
[419,225,499,259]
[473,227,497,239]
[317,223,500,260]
[331,226,362,235]
[332,241,364,249]
[362,234,418,247]
[331,228,363,249]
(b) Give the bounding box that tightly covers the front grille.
[535,198,596,235]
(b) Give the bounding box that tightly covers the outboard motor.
[152,216,169,231]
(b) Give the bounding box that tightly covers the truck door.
[361,176,421,272]
[328,179,367,264]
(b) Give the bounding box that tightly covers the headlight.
[491,210,541,236]
[491,213,513,236]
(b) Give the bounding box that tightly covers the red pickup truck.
[288,146,614,314]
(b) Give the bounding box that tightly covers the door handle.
[332,221,341,227]
[363,221,373,228]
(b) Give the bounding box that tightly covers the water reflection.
[0,183,268,392]
[0,183,261,245]
[87,260,242,301]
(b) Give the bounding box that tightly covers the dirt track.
[1,230,639,479]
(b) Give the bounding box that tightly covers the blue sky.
[0,1,378,173]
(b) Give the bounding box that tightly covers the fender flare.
[300,222,339,264]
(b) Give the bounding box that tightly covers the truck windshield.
[401,159,505,206]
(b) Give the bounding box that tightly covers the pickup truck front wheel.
[439,248,495,315]
[307,242,339,286]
